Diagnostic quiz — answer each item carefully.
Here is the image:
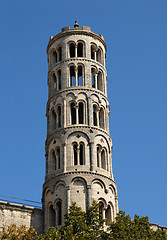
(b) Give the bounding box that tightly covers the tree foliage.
[0,203,167,239]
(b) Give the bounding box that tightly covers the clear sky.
[0,0,167,227]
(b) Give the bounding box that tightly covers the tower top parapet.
[47,23,106,53]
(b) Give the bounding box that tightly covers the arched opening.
[101,149,106,170]
[70,43,75,58]
[97,72,102,91]
[99,108,104,129]
[58,46,62,61]
[57,106,61,128]
[105,205,112,225]
[97,146,100,167]
[79,142,84,165]
[51,110,56,130]
[56,201,62,226]
[97,48,102,63]
[91,45,95,60]
[52,73,57,89]
[99,201,104,220]
[77,43,83,57]
[48,204,55,227]
[56,147,60,170]
[57,69,61,90]
[52,51,57,63]
[91,68,95,88]
[78,65,83,86]
[51,150,56,170]
[78,102,84,124]
[70,102,76,124]
[93,105,98,126]
[70,66,76,86]
[73,142,78,165]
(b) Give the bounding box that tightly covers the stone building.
[0,22,119,234]
[0,22,167,234]
[42,21,119,232]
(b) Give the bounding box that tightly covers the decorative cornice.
[0,201,42,212]
[47,30,107,54]
[47,87,109,107]
[46,125,111,146]
[48,58,106,73]
[44,170,116,187]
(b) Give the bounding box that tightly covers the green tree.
[0,224,38,240]
[108,210,167,240]
[38,227,61,240]
[1,206,167,240]
[60,201,107,240]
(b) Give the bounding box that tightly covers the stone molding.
[47,29,107,54]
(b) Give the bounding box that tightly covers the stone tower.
[42,22,118,232]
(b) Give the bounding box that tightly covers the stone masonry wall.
[0,201,43,234]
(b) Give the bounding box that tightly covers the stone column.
[90,141,95,170]
[95,74,98,89]
[75,45,77,58]
[87,96,92,126]
[87,185,92,208]
[75,66,78,86]
[115,196,119,218]
[97,108,100,127]
[63,143,66,172]
[66,186,70,214]
[94,50,97,61]
[77,145,80,165]
[76,104,79,124]
[63,98,66,128]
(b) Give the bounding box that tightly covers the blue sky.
[0,0,167,227]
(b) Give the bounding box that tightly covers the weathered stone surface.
[0,201,43,234]
[43,23,119,232]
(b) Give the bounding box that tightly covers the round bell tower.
[42,21,118,232]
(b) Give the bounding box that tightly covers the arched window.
[56,201,62,226]
[57,70,61,90]
[70,66,76,86]
[58,46,62,61]
[52,73,57,89]
[93,105,98,126]
[105,205,112,225]
[73,142,78,165]
[51,150,56,170]
[101,149,106,170]
[56,147,60,170]
[70,43,75,58]
[91,68,95,88]
[97,48,102,63]
[57,106,61,128]
[70,102,76,124]
[48,204,55,227]
[97,72,102,91]
[79,142,84,165]
[73,142,85,166]
[51,110,56,130]
[78,102,84,124]
[99,108,104,129]
[77,43,83,57]
[99,201,104,220]
[91,45,96,60]
[78,65,83,86]
[97,146,100,167]
[52,51,57,63]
